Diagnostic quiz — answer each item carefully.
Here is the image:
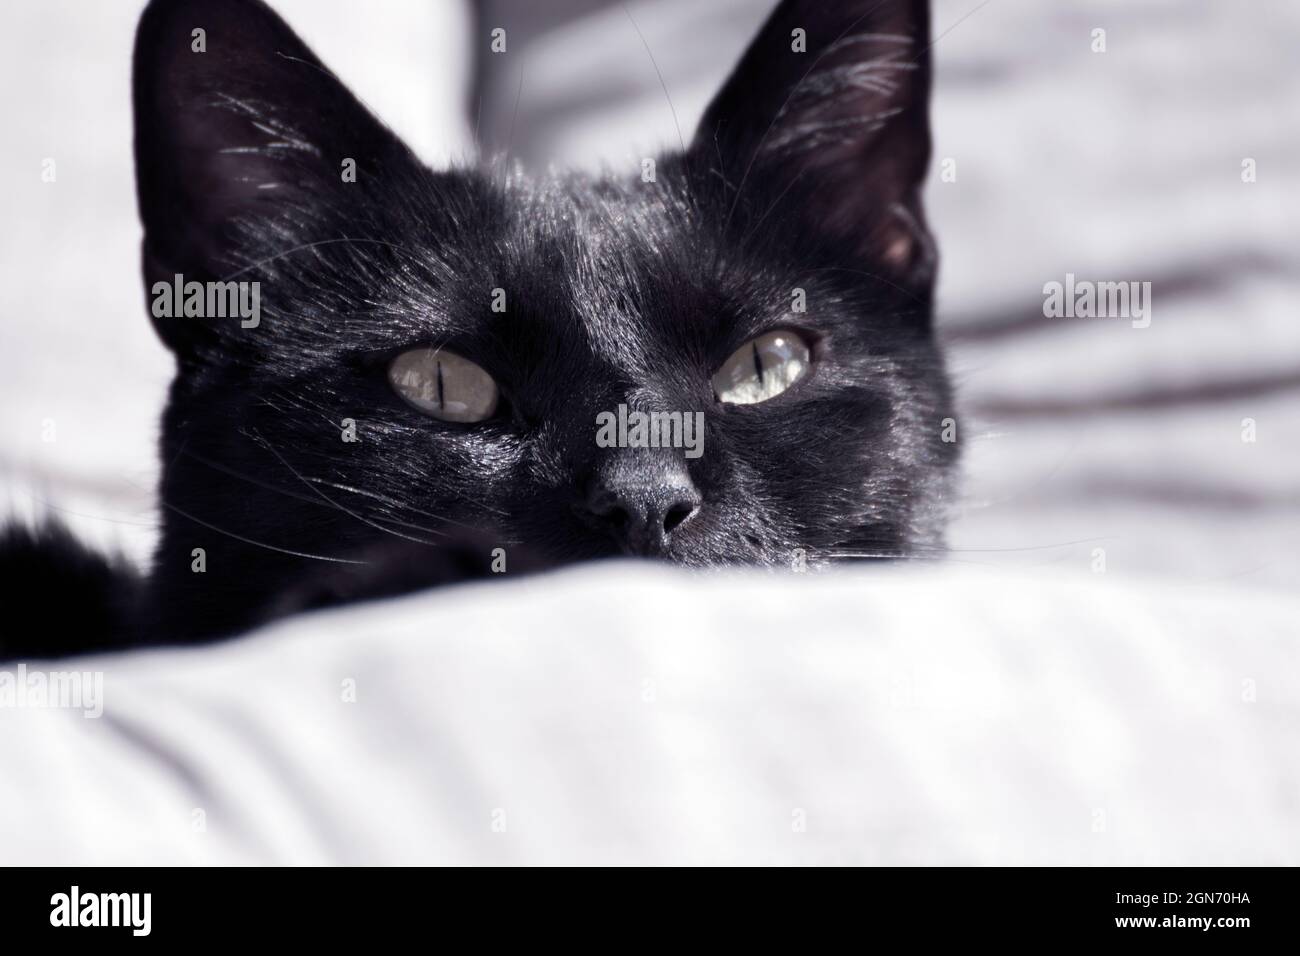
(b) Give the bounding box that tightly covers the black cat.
[0,0,955,658]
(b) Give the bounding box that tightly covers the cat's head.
[133,0,955,636]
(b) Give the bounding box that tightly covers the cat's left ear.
[693,0,935,290]
[132,0,424,352]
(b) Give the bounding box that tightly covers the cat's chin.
[260,532,558,622]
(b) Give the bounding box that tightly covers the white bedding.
[5,563,1297,865]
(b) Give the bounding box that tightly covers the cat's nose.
[582,457,701,555]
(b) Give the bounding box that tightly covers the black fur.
[1,0,956,657]
[0,523,141,658]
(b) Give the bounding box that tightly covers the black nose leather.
[583,455,701,555]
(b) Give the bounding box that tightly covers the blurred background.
[2,0,1298,590]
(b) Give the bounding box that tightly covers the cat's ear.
[693,0,934,289]
[132,0,422,353]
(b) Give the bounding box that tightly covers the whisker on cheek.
[253,430,447,547]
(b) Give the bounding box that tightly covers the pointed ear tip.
[135,0,217,44]
[133,0,322,125]
[138,0,270,24]
[134,0,286,65]
[133,0,215,86]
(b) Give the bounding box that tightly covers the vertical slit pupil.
[436,360,445,409]
[752,342,765,384]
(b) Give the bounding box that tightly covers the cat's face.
[133,0,954,637]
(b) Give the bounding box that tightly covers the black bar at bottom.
[0,866,1288,943]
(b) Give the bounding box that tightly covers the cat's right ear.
[132,0,422,354]
[692,0,935,293]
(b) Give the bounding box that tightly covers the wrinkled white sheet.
[4,563,1297,865]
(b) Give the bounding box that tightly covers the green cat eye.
[712,331,811,405]
[388,347,499,423]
